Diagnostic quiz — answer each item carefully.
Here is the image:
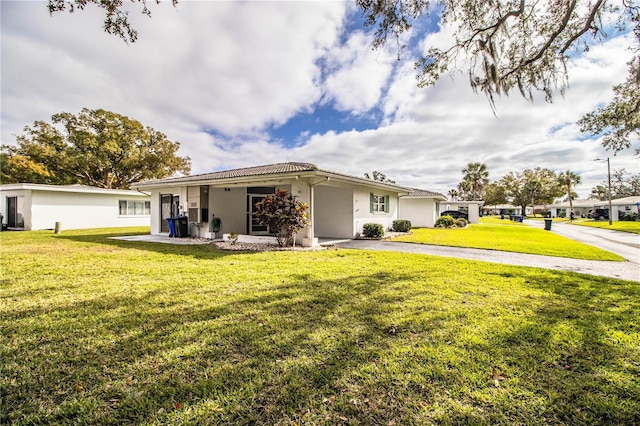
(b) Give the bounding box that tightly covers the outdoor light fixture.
[594,157,613,226]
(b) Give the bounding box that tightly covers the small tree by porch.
[253,189,309,247]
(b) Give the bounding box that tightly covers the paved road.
[525,220,640,264]
[336,224,640,282]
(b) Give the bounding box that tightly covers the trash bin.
[519,216,524,223]
[166,217,177,237]
[176,216,189,238]
[544,219,552,231]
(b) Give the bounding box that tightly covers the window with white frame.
[119,200,151,216]
[370,193,389,213]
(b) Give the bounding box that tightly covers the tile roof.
[134,162,444,198]
[403,187,446,198]
[138,162,318,185]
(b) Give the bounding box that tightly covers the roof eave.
[134,170,414,194]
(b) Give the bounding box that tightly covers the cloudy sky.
[1,0,638,198]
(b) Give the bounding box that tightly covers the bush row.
[361,220,413,238]
[435,215,468,228]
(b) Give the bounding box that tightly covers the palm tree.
[461,162,489,201]
[558,170,581,215]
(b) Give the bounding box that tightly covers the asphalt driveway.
[336,223,640,282]
[526,220,640,263]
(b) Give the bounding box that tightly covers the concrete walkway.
[336,226,640,282]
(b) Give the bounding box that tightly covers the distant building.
[482,204,532,216]
[0,183,150,231]
[594,196,640,221]
[547,199,596,218]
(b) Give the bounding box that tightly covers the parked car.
[440,210,469,220]
[590,208,609,220]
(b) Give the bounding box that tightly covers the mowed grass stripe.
[393,219,623,260]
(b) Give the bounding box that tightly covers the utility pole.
[595,157,614,226]
[606,157,612,226]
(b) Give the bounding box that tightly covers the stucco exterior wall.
[1,188,149,231]
[150,186,186,234]
[33,190,150,230]
[149,190,161,233]
[208,187,247,235]
[314,185,353,238]
[146,180,413,241]
[353,188,398,234]
[398,198,438,228]
[0,189,32,229]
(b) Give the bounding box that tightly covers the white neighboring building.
[0,183,151,231]
[439,200,483,224]
[595,196,640,221]
[547,199,596,218]
[398,188,449,227]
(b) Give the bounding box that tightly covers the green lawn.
[392,220,623,260]
[2,228,639,425]
[569,220,640,234]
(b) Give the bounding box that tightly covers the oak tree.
[499,168,563,214]
[579,59,640,154]
[47,0,178,43]
[2,108,191,189]
[590,168,640,198]
[482,181,509,208]
[364,170,396,184]
[358,0,639,152]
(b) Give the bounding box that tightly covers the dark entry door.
[7,196,17,227]
[249,194,269,235]
[160,194,180,232]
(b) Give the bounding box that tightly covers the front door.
[7,196,17,227]
[6,196,24,228]
[248,194,269,235]
[160,194,180,233]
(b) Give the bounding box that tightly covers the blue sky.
[1,1,637,197]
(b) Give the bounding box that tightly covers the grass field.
[392,219,623,260]
[2,228,639,425]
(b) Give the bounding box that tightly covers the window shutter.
[385,195,390,213]
[370,192,374,213]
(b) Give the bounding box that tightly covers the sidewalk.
[336,237,640,283]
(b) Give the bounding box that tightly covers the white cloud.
[1,1,347,139]
[1,1,637,200]
[288,32,638,198]
[323,31,395,114]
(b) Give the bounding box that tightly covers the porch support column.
[302,177,329,247]
[302,183,316,247]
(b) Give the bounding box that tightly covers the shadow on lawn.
[475,271,640,424]
[4,269,418,424]
[4,238,639,424]
[56,230,257,261]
